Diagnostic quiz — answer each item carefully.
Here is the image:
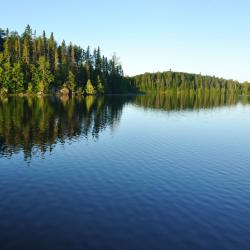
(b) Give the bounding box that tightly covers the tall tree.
[32,31,37,63]
[22,25,32,64]
[0,25,129,95]
[0,28,5,52]
[3,29,10,62]
[36,56,54,93]
[12,62,24,93]
[48,32,56,73]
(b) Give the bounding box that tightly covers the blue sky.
[1,0,250,81]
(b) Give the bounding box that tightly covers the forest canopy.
[132,71,250,95]
[0,25,249,96]
[0,25,136,95]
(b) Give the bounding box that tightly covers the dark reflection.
[0,95,132,159]
[0,92,249,159]
[135,91,250,111]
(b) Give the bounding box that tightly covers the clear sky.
[1,0,250,82]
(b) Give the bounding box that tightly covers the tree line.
[0,26,249,96]
[131,71,250,94]
[0,25,136,95]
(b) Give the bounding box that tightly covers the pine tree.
[22,25,32,65]
[48,32,55,72]
[0,28,5,52]
[54,47,59,71]
[36,56,54,93]
[32,31,37,63]
[95,47,102,74]
[14,35,22,62]
[42,30,47,58]
[54,47,59,85]
[3,29,10,62]
[68,42,75,68]
[12,62,24,93]
[0,53,5,89]
[22,37,30,64]
[60,40,67,83]
[0,25,127,95]
[2,61,12,92]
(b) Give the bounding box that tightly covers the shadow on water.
[0,92,249,160]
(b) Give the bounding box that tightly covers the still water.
[0,93,250,250]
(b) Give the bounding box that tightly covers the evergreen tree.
[0,53,5,89]
[36,56,54,93]
[22,25,32,65]
[0,25,136,95]
[48,32,56,73]
[2,61,12,92]
[3,29,10,62]
[32,31,37,63]
[42,30,47,58]
[12,62,24,93]
[132,71,242,94]
[0,28,5,52]
[14,35,22,62]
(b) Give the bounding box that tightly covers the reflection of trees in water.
[0,96,131,159]
[134,91,248,111]
[0,93,249,159]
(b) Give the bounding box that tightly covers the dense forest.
[132,72,250,94]
[0,25,136,95]
[0,26,249,96]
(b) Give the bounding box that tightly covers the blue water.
[0,95,250,249]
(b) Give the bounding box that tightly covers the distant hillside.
[131,71,249,94]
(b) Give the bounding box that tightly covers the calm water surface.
[0,93,250,250]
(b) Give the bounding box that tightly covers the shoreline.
[0,92,144,98]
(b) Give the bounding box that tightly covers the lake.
[0,93,250,250]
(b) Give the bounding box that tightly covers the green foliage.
[0,25,129,95]
[0,25,247,96]
[3,29,10,62]
[12,62,24,93]
[85,79,96,95]
[0,53,4,88]
[30,57,53,93]
[0,29,4,52]
[37,56,54,93]
[2,61,12,92]
[132,71,246,94]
